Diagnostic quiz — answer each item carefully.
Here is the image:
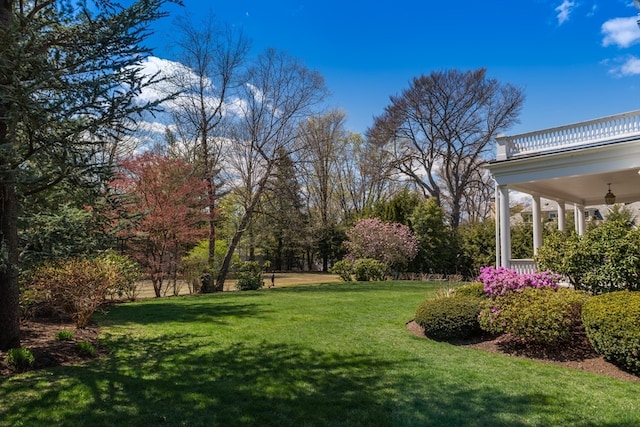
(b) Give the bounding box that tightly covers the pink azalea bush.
[477,266,560,297]
[345,218,418,270]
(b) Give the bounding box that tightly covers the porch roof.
[485,110,640,206]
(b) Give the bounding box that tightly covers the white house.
[484,110,640,273]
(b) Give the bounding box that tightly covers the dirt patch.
[0,318,106,377]
[406,320,639,382]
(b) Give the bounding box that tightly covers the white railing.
[509,259,537,275]
[496,110,640,160]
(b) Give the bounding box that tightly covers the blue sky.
[147,0,640,136]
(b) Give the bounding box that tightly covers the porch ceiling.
[486,139,640,206]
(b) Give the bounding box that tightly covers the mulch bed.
[406,320,639,382]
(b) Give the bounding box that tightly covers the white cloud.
[555,0,576,25]
[602,16,640,48]
[608,56,640,76]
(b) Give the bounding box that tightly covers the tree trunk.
[0,183,21,350]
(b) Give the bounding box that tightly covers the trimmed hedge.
[582,291,640,375]
[454,282,486,298]
[414,294,483,341]
[478,287,590,348]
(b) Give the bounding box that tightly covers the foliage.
[478,288,590,348]
[235,261,265,291]
[369,188,423,226]
[477,266,560,297]
[55,330,75,341]
[352,258,387,281]
[76,341,97,357]
[26,256,125,327]
[345,218,418,271]
[536,220,640,293]
[582,291,640,375]
[456,220,495,278]
[109,153,208,297]
[414,294,484,340]
[5,347,35,371]
[331,259,353,282]
[409,198,456,274]
[99,251,142,301]
[454,282,486,298]
[181,240,237,293]
[0,0,175,350]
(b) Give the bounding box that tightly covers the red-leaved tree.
[345,218,418,271]
[109,153,207,297]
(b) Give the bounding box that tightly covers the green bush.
[6,347,35,371]
[454,282,486,298]
[331,259,353,282]
[479,288,590,348]
[582,291,640,375]
[537,220,640,294]
[352,258,387,281]
[76,341,97,357]
[55,330,74,341]
[414,294,484,340]
[99,251,141,301]
[235,261,264,291]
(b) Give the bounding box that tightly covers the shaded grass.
[1,281,639,426]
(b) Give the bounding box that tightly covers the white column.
[557,201,566,232]
[532,195,542,255]
[575,204,585,235]
[499,186,511,268]
[494,183,501,267]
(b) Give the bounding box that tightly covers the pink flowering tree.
[345,218,418,272]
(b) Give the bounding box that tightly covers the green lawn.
[1,281,639,426]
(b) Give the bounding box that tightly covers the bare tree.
[215,48,328,289]
[169,14,250,291]
[296,110,348,271]
[368,68,524,228]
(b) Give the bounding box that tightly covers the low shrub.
[6,348,35,371]
[582,291,640,375]
[454,282,486,298]
[55,330,74,341]
[414,294,484,340]
[99,251,141,301]
[26,256,121,327]
[478,266,560,297]
[479,287,590,348]
[76,341,97,357]
[235,261,264,291]
[331,259,353,282]
[352,258,387,282]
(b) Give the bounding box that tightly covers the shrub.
[76,341,97,357]
[331,259,353,282]
[235,261,264,291]
[479,287,590,348]
[98,251,141,301]
[477,266,560,297]
[537,220,640,294]
[414,294,484,340]
[26,256,121,327]
[352,258,387,281]
[582,291,640,375]
[6,348,35,371]
[454,282,486,298]
[55,330,74,341]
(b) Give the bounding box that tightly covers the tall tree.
[110,153,207,297]
[216,48,327,290]
[297,110,348,271]
[0,0,174,350]
[168,15,249,289]
[368,68,524,229]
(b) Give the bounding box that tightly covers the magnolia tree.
[345,218,418,271]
